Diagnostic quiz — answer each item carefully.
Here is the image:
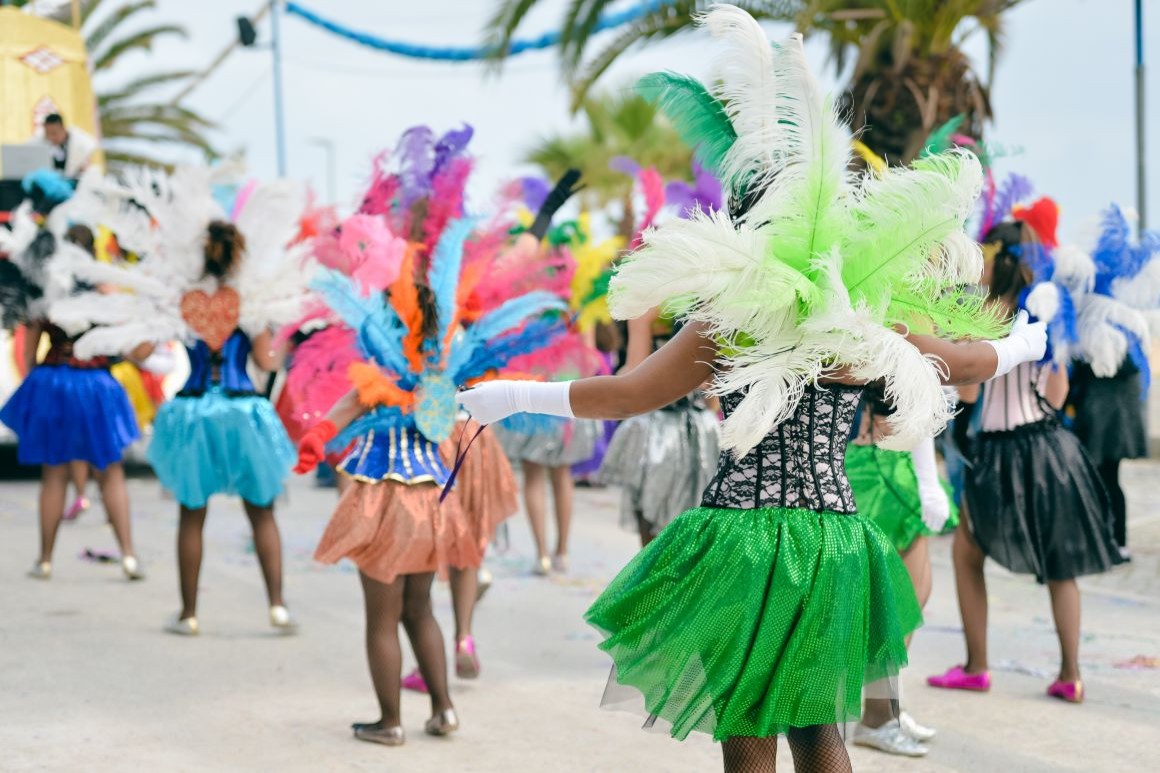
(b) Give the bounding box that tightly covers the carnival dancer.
[458,8,1046,770]
[292,124,567,745]
[845,402,956,756]
[0,204,146,581]
[929,200,1126,704]
[1061,205,1159,558]
[598,160,721,547]
[49,168,313,635]
[493,179,614,575]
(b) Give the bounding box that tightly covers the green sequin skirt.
[585,506,922,741]
[844,444,958,552]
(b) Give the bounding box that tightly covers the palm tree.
[13,0,215,167]
[525,89,693,238]
[487,0,1028,164]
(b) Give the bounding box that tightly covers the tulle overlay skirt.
[598,407,719,536]
[586,505,921,740]
[844,444,958,552]
[439,419,519,554]
[0,365,139,469]
[147,389,295,509]
[967,419,1124,583]
[496,418,601,467]
[314,478,481,584]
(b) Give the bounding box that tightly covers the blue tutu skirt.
[147,388,295,509]
[0,365,139,469]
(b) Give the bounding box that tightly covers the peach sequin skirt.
[314,478,481,584]
[440,419,520,553]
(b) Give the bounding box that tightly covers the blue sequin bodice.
[339,426,450,485]
[179,331,256,395]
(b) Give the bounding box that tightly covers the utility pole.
[1135,0,1147,231]
[270,0,287,178]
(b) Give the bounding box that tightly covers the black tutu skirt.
[1069,362,1148,464]
[966,419,1124,583]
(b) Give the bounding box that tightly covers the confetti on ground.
[1114,655,1160,670]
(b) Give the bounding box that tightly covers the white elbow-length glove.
[458,380,574,425]
[911,436,952,533]
[985,311,1047,379]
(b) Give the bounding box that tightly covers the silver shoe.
[424,708,460,737]
[27,561,52,580]
[899,711,937,742]
[165,614,199,636]
[269,605,298,634]
[475,567,493,602]
[853,721,929,757]
[122,556,145,581]
[352,722,404,746]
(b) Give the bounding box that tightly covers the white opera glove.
[457,380,574,425]
[985,311,1047,379]
[911,436,952,533]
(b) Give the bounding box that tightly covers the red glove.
[295,420,338,474]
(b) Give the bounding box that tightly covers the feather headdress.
[300,126,568,447]
[1054,205,1159,389]
[611,6,1007,455]
[47,167,315,359]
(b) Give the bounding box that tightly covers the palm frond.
[92,23,187,72]
[97,69,195,106]
[85,0,155,54]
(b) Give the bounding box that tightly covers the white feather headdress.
[610,5,1005,455]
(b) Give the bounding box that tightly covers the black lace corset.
[700,384,862,512]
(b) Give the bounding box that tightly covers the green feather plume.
[636,71,737,180]
[922,115,965,157]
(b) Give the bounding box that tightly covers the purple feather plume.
[433,124,474,176]
[396,126,436,209]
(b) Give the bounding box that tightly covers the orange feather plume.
[348,362,415,409]
[389,249,426,373]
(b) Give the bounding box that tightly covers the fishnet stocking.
[786,724,852,773]
[722,736,777,773]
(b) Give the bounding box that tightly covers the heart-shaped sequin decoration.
[180,287,240,352]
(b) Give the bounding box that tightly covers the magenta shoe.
[401,668,428,694]
[63,496,89,521]
[1047,679,1083,703]
[927,665,991,692]
[455,636,480,679]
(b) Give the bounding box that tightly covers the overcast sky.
[96,0,1160,240]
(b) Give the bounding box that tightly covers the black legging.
[1097,459,1127,548]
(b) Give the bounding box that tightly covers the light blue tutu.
[0,365,139,469]
[147,387,294,509]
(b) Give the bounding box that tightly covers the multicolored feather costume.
[300,126,568,452]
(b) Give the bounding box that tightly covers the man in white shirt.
[42,113,97,179]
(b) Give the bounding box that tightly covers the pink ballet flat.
[455,636,480,679]
[1047,679,1083,703]
[401,668,428,694]
[927,665,991,692]
[63,497,89,521]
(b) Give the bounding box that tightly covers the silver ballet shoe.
[424,708,460,737]
[122,556,145,581]
[27,561,52,580]
[165,614,199,636]
[899,710,937,742]
[352,722,405,746]
[269,605,298,634]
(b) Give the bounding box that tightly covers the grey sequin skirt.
[495,419,602,467]
[598,406,720,537]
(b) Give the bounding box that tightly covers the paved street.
[0,460,1157,772]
